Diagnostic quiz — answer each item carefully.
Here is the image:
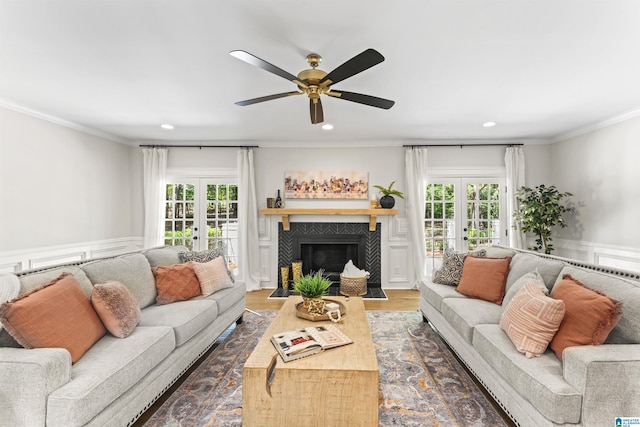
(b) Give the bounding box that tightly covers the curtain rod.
[403,143,524,148]
[139,144,259,149]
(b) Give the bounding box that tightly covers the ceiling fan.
[230,48,395,124]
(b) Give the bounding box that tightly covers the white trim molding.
[0,98,127,144]
[0,237,143,273]
[539,238,640,274]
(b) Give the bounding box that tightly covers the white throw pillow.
[0,274,20,331]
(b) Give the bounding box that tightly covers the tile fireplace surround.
[277,222,382,287]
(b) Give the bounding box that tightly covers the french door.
[425,177,506,270]
[163,179,238,265]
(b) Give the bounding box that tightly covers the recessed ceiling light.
[160,124,174,130]
[483,121,497,127]
[322,123,334,130]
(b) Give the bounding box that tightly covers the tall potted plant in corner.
[513,184,575,254]
[374,181,404,209]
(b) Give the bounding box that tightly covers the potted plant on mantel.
[293,270,332,313]
[374,181,404,209]
[513,184,575,254]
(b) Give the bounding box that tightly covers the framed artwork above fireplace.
[284,170,368,199]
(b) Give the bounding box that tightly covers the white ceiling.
[2,0,640,146]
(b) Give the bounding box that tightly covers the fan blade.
[310,98,324,124]
[326,90,395,109]
[319,49,385,86]
[230,50,307,88]
[235,91,303,106]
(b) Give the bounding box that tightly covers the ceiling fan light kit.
[230,48,395,125]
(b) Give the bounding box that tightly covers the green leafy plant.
[293,270,332,298]
[373,181,404,199]
[513,184,575,254]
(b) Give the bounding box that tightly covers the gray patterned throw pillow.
[179,248,225,263]
[433,248,487,286]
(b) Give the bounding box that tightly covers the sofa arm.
[563,344,640,425]
[0,347,71,426]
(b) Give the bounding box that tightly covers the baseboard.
[0,237,144,273]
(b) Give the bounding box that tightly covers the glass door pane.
[202,182,239,265]
[425,182,456,271]
[463,180,503,251]
[164,183,197,250]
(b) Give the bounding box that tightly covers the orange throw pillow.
[500,283,565,358]
[456,256,511,304]
[550,275,622,359]
[0,273,106,363]
[153,262,202,305]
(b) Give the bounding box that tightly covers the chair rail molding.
[0,237,143,273]
[533,238,640,274]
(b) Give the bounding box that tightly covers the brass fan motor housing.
[297,68,329,99]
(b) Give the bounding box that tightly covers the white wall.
[545,116,640,269]
[0,107,142,270]
[4,103,638,276]
[253,145,515,287]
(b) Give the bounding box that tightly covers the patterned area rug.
[143,310,509,427]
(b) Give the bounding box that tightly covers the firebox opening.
[301,243,359,281]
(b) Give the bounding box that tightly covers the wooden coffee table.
[242,296,379,426]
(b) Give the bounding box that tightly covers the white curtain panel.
[237,148,261,291]
[142,148,167,248]
[405,147,428,289]
[505,146,526,248]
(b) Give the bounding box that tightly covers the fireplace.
[278,222,381,287]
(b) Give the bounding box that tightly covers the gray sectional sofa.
[420,246,640,427]
[0,245,246,427]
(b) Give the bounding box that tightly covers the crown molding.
[552,107,640,143]
[0,99,128,145]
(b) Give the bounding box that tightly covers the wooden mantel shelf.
[259,208,398,231]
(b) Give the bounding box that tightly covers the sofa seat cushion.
[420,281,467,313]
[139,299,218,347]
[82,253,157,309]
[440,297,503,344]
[46,326,175,427]
[473,324,582,424]
[203,281,246,315]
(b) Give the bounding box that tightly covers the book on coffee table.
[270,324,353,362]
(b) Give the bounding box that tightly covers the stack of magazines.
[270,325,353,362]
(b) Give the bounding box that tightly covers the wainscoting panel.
[258,243,272,282]
[551,238,640,274]
[387,243,410,287]
[0,237,143,274]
